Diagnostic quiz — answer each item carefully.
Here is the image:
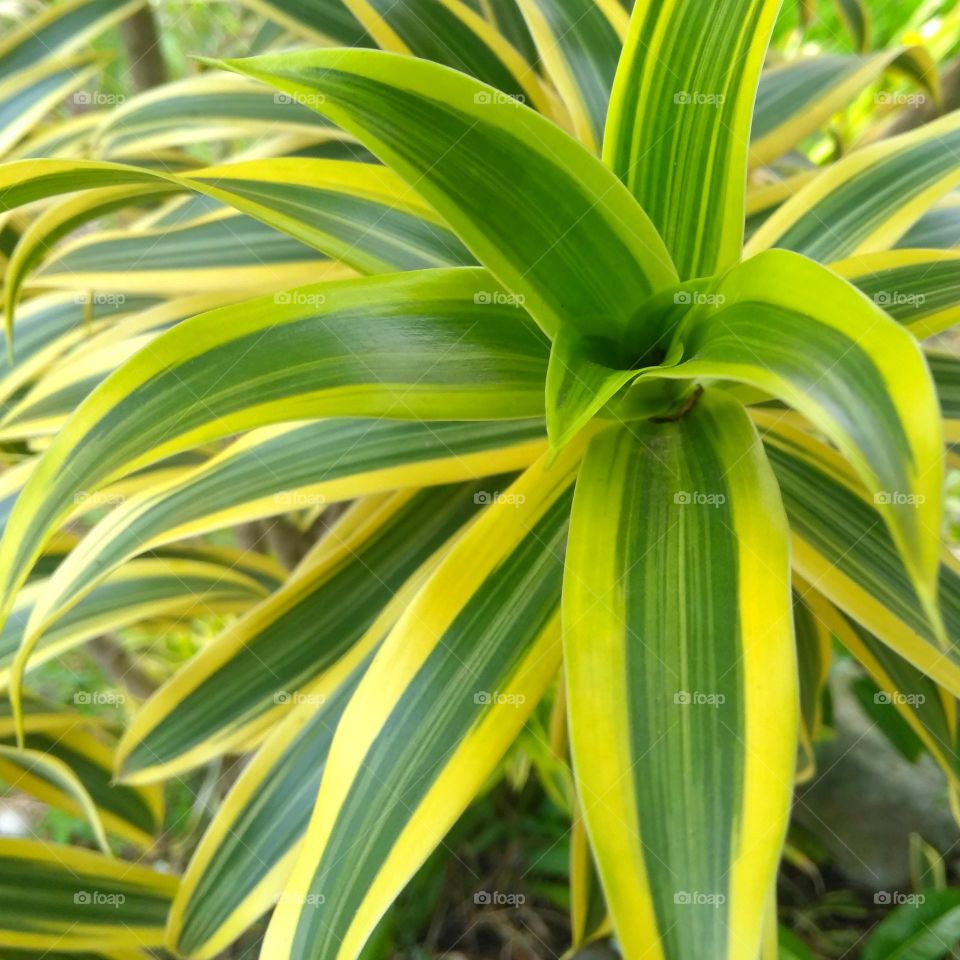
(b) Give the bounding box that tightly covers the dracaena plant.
[0,0,959,958]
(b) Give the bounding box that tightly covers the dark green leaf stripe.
[0,53,106,155]
[218,48,677,345]
[516,0,627,152]
[262,450,577,960]
[564,391,795,960]
[28,418,546,640]
[0,839,176,950]
[116,483,500,781]
[747,111,960,261]
[169,655,370,957]
[0,267,550,655]
[604,0,781,278]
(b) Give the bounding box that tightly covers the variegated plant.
[0,0,958,958]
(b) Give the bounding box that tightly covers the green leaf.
[862,890,960,960]
[0,267,550,721]
[516,0,628,152]
[0,838,177,951]
[25,419,545,645]
[747,111,960,262]
[604,0,781,278]
[564,391,795,960]
[750,48,939,168]
[260,445,580,960]
[645,249,943,612]
[167,654,369,957]
[115,484,497,782]
[758,418,960,696]
[216,47,677,345]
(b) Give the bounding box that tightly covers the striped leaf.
[92,73,337,157]
[516,0,628,152]
[2,557,266,691]
[792,589,832,781]
[896,191,960,249]
[0,743,112,853]
[0,52,108,156]
[564,390,795,960]
[603,0,781,278]
[260,444,581,960]
[32,210,350,297]
[1,726,163,849]
[0,838,176,951]
[747,111,960,262]
[25,419,546,643]
[235,0,371,46]
[750,48,939,168]
[0,0,142,82]
[820,600,960,798]
[0,267,551,683]
[0,157,473,322]
[645,249,943,610]
[832,250,960,338]
[115,485,494,782]
[329,0,554,113]
[216,48,678,345]
[167,655,369,957]
[758,417,960,696]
